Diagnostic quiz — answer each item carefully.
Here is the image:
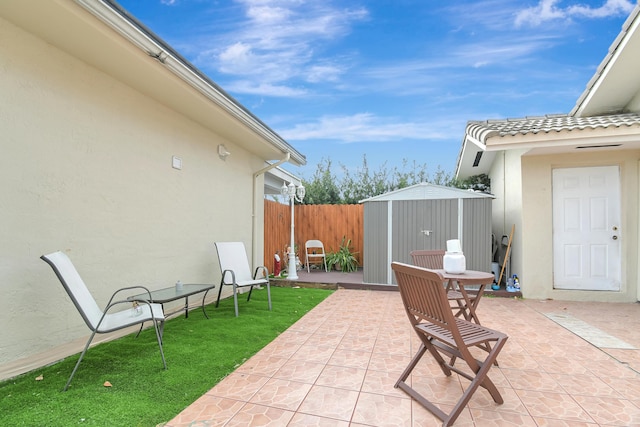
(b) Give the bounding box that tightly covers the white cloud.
[278,113,457,142]
[567,0,636,18]
[218,42,254,71]
[225,80,308,97]
[245,4,292,24]
[305,64,344,83]
[515,0,635,27]
[200,0,368,96]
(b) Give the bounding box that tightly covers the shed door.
[392,199,457,259]
[552,166,621,291]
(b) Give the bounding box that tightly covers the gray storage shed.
[361,183,493,285]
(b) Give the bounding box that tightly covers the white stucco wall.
[0,16,266,378]
[521,150,640,302]
[488,149,525,286]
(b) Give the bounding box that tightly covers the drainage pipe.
[252,153,291,269]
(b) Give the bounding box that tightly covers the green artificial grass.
[0,286,332,426]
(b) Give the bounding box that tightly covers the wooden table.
[435,269,495,325]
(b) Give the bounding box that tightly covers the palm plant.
[327,236,359,272]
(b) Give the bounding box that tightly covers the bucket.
[491,262,500,283]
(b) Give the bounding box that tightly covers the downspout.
[252,153,291,269]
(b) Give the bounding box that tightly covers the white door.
[552,166,621,291]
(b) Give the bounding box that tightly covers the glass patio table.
[128,283,216,319]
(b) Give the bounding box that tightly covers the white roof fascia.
[485,129,640,151]
[571,5,640,117]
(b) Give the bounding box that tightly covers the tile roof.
[466,112,640,144]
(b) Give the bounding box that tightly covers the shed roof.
[360,183,493,203]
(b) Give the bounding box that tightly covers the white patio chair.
[40,251,166,391]
[214,242,271,317]
[305,239,328,273]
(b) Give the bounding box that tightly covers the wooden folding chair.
[409,249,468,317]
[409,249,445,269]
[391,262,508,426]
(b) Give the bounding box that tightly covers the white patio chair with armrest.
[214,242,270,317]
[305,239,328,272]
[40,251,167,391]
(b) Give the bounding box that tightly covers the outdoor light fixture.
[218,144,230,160]
[280,181,305,280]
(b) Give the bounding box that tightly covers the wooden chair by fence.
[391,262,508,426]
[409,249,468,318]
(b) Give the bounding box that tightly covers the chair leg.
[246,285,254,302]
[201,289,212,319]
[63,330,97,391]
[396,334,505,427]
[233,285,239,317]
[215,284,224,308]
[395,343,427,387]
[395,343,450,423]
[153,319,167,370]
[266,282,272,311]
[444,340,506,426]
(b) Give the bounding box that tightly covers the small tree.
[453,173,491,193]
[301,155,455,204]
[301,158,341,204]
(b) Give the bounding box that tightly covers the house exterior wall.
[488,149,526,286]
[630,91,640,112]
[520,150,640,301]
[0,16,266,378]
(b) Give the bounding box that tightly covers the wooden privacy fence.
[263,199,364,272]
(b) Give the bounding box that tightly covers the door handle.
[612,235,618,240]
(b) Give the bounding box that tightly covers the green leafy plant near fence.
[327,236,359,273]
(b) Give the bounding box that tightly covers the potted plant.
[327,236,359,273]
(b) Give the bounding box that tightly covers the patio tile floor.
[165,273,640,426]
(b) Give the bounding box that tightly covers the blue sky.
[116,0,636,180]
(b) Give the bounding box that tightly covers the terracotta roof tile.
[466,112,640,144]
